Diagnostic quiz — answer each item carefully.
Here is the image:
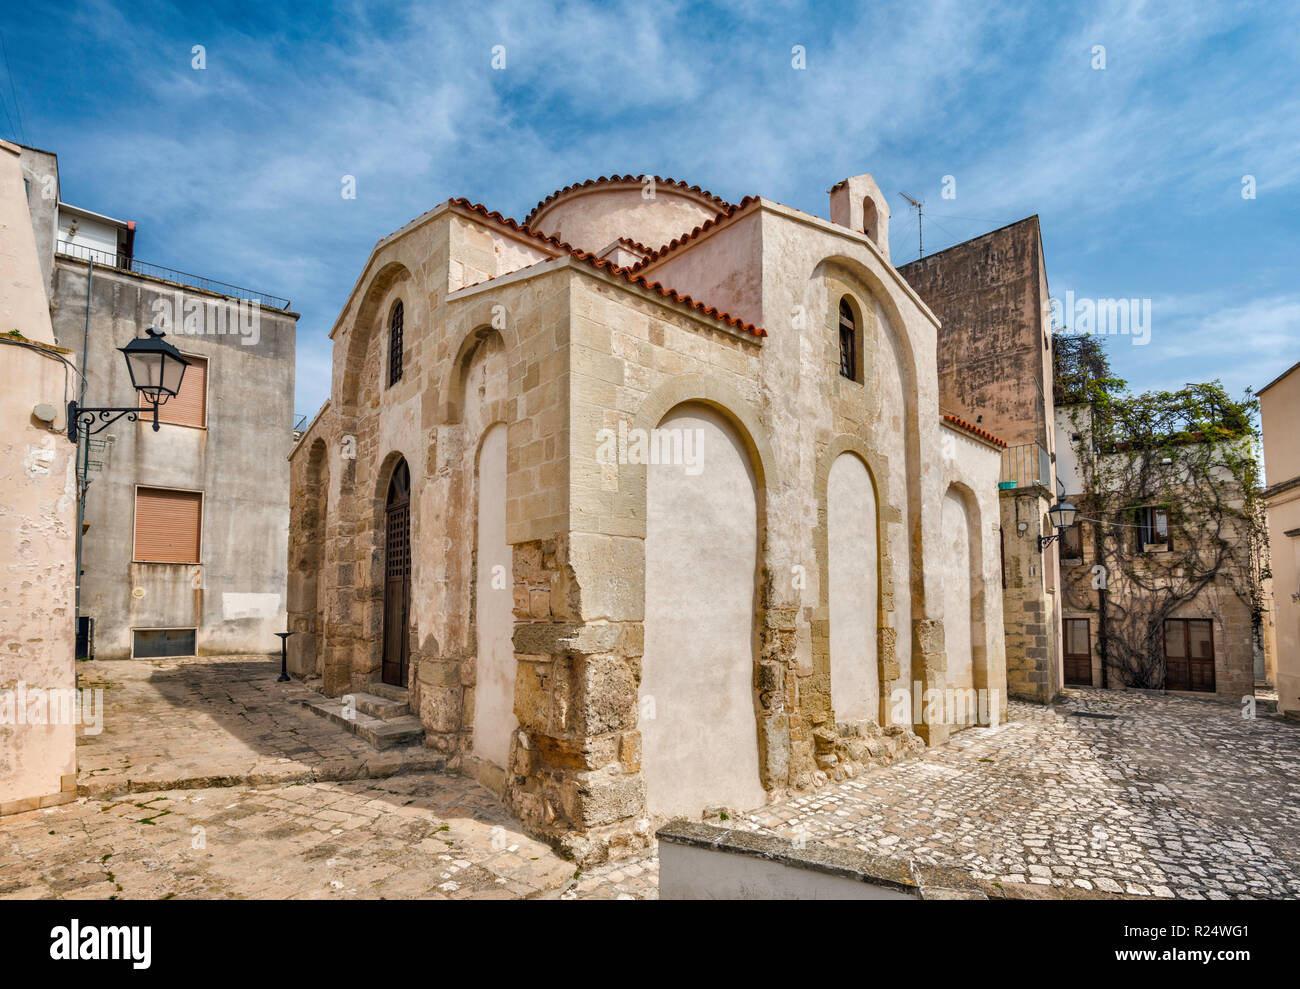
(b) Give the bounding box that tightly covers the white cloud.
[36,0,1298,415]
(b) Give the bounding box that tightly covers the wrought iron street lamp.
[67,328,190,442]
[1038,499,1079,552]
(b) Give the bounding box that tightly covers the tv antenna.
[899,191,924,259]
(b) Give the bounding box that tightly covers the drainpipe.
[1094,513,1108,688]
[74,256,93,637]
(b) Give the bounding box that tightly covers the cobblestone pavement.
[7,659,1296,900]
[737,690,1300,900]
[74,656,436,797]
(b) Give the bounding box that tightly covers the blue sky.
[3,0,1297,418]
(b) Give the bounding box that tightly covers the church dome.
[524,175,731,256]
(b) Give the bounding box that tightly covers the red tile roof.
[631,196,761,272]
[613,237,654,255]
[942,413,1007,448]
[523,175,734,227]
[447,198,766,338]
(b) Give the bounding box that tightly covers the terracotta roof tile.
[447,198,766,338]
[613,237,654,255]
[523,175,734,227]
[942,413,1007,448]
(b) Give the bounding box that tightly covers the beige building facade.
[0,139,79,815]
[16,143,298,662]
[1054,406,1263,703]
[289,173,1008,862]
[899,217,1062,704]
[1260,360,1300,716]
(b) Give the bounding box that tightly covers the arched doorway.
[382,458,411,687]
[640,403,764,818]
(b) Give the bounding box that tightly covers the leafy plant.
[1054,333,1268,688]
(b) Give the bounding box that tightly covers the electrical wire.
[0,31,26,145]
[0,334,85,431]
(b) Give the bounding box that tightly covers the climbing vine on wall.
[1054,332,1269,689]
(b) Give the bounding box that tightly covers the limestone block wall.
[289,194,1011,864]
[1059,556,1259,703]
[291,207,576,785]
[1000,488,1060,702]
[749,204,959,749]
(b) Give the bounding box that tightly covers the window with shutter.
[134,487,203,563]
[141,354,207,427]
[388,301,404,386]
[838,298,857,381]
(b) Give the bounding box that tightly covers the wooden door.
[1187,620,1215,692]
[1164,619,1215,693]
[1063,618,1092,686]
[382,460,411,687]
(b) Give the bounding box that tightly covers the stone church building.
[288,172,1008,861]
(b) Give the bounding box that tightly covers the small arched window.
[838,298,857,381]
[862,198,879,245]
[388,301,404,387]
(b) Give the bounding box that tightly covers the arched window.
[388,301,404,387]
[862,198,879,245]
[839,298,857,381]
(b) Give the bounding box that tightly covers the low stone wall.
[656,820,985,900]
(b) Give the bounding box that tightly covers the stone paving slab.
[74,656,438,798]
[0,773,575,900]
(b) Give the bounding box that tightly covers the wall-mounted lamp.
[67,329,190,442]
[1038,499,1078,552]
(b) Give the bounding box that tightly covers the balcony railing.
[56,240,291,311]
[1000,442,1051,490]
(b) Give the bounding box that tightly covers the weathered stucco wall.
[1260,365,1300,715]
[0,343,80,814]
[0,140,78,815]
[641,404,764,818]
[14,144,59,304]
[471,422,515,777]
[897,216,1053,452]
[827,453,879,723]
[49,260,296,659]
[2,142,57,346]
[528,182,723,256]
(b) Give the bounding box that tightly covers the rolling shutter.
[141,354,206,427]
[134,487,202,563]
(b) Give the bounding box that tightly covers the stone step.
[299,697,424,751]
[353,692,410,720]
[355,715,425,750]
[366,682,410,704]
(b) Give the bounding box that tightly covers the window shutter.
[134,488,202,563]
[142,354,206,427]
